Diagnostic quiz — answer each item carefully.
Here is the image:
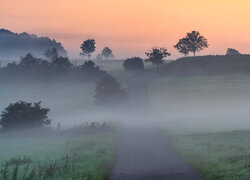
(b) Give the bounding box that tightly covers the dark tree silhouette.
[0,101,50,130]
[145,47,171,71]
[94,75,127,105]
[176,31,208,56]
[173,38,189,57]
[123,57,144,71]
[20,53,42,68]
[80,39,96,59]
[101,47,114,59]
[81,61,100,72]
[51,56,72,72]
[44,48,59,61]
[226,48,241,56]
[0,28,67,59]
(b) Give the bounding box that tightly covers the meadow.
[148,73,250,179]
[0,128,116,180]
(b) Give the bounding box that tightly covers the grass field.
[150,73,250,179]
[0,129,116,180]
[165,130,250,180]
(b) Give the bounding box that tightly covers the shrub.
[0,101,51,130]
[94,75,127,105]
[123,57,144,71]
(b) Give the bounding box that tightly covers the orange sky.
[1,0,250,59]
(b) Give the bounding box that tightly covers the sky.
[1,0,250,59]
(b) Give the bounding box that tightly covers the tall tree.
[173,38,189,57]
[175,31,208,56]
[145,47,171,71]
[80,39,96,59]
[101,47,114,59]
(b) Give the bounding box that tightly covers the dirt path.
[109,76,203,180]
[109,126,203,180]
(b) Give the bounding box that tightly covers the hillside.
[0,28,67,60]
[161,55,250,76]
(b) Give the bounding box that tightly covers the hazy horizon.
[1,0,250,59]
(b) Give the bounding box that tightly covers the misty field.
[165,130,250,180]
[0,130,116,180]
[149,74,250,180]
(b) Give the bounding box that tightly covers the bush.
[94,75,127,105]
[123,57,144,71]
[0,101,51,130]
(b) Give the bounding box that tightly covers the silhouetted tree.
[20,53,42,68]
[101,47,114,59]
[173,38,189,57]
[44,48,59,61]
[226,48,241,56]
[0,101,50,130]
[80,39,96,59]
[176,31,208,56]
[123,57,144,71]
[81,61,100,72]
[94,75,127,105]
[51,56,72,72]
[145,47,171,71]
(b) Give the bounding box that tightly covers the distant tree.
[145,47,171,71]
[96,53,103,60]
[123,57,144,71]
[173,38,189,57]
[0,101,51,130]
[226,48,241,56]
[176,31,208,56]
[94,75,127,105]
[0,28,67,59]
[80,39,96,59]
[44,48,59,61]
[81,61,100,73]
[101,47,114,59]
[19,53,42,68]
[51,56,72,72]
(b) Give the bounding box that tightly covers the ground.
[0,130,116,180]
[165,130,250,180]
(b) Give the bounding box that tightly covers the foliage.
[123,57,144,71]
[101,47,114,59]
[0,28,67,59]
[145,47,171,70]
[173,38,190,56]
[44,48,59,61]
[94,75,127,105]
[51,56,72,73]
[80,39,96,58]
[20,53,43,68]
[0,101,50,130]
[0,53,109,82]
[226,48,241,56]
[174,31,208,56]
